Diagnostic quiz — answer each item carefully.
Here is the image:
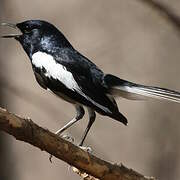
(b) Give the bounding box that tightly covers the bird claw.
[79,146,92,153]
[60,134,74,143]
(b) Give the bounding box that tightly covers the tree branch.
[138,0,180,33]
[0,107,155,180]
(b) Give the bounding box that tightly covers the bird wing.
[55,48,117,114]
[31,49,116,115]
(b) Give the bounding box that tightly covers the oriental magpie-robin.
[1,20,180,146]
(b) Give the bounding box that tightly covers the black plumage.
[1,20,180,146]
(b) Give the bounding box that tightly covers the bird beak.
[1,22,22,38]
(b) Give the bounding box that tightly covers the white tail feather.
[111,85,180,103]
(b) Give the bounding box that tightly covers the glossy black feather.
[14,20,127,124]
[32,48,127,124]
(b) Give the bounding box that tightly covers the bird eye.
[24,25,32,33]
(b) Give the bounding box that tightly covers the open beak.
[1,22,22,38]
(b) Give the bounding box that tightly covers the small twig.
[0,107,156,180]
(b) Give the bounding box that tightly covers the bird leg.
[78,108,96,149]
[49,105,85,162]
[56,105,85,136]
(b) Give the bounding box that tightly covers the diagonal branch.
[138,0,180,33]
[0,107,155,180]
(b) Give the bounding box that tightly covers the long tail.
[104,74,180,103]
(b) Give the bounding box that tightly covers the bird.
[1,20,180,147]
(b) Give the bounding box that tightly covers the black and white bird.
[1,20,180,146]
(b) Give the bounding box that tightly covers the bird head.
[1,20,72,57]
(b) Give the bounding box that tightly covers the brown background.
[1,0,180,180]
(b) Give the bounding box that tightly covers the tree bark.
[0,107,155,180]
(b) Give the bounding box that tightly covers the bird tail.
[104,74,180,103]
[110,110,128,126]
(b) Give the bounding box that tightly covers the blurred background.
[1,0,180,179]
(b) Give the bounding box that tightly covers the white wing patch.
[32,51,80,91]
[32,51,111,113]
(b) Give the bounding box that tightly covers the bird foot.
[60,133,75,143]
[79,146,92,153]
